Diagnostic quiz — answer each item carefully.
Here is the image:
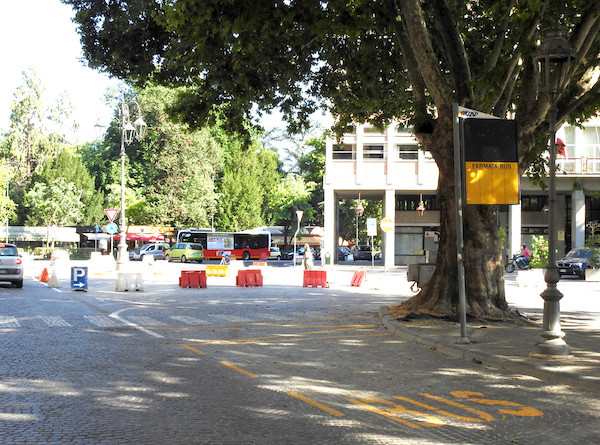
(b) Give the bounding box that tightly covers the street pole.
[116,130,127,270]
[533,29,574,356]
[115,97,146,271]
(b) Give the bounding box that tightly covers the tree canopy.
[64,0,600,316]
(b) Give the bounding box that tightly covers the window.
[396,144,419,160]
[395,227,423,255]
[521,195,548,212]
[582,127,600,158]
[363,127,385,135]
[363,145,385,159]
[396,194,440,211]
[332,144,355,160]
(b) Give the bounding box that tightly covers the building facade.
[323,117,600,268]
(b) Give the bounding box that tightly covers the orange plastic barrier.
[236,269,263,287]
[179,270,207,289]
[37,268,50,283]
[351,270,366,287]
[303,270,328,288]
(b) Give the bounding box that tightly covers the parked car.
[352,245,373,261]
[268,246,281,260]
[0,243,23,288]
[557,247,595,279]
[338,246,352,261]
[129,243,169,261]
[165,243,204,263]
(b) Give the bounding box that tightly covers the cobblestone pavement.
[0,259,598,444]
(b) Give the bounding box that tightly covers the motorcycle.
[505,253,530,273]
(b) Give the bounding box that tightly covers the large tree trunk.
[402,112,510,318]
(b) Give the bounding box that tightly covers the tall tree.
[23,178,84,248]
[30,149,104,225]
[2,67,74,184]
[267,174,315,249]
[64,1,600,317]
[297,134,326,226]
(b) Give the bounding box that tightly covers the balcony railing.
[557,158,600,174]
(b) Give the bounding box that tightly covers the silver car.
[129,243,169,261]
[0,243,23,287]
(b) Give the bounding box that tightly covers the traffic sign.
[367,218,377,236]
[71,267,88,291]
[106,222,118,235]
[104,208,119,222]
[380,217,394,232]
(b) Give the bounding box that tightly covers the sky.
[0,0,121,143]
[0,0,328,150]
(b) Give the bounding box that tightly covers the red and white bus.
[176,229,271,260]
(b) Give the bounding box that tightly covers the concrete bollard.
[116,272,144,292]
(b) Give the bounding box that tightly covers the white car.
[268,246,281,260]
[129,243,169,261]
[0,243,23,288]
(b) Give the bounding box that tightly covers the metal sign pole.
[453,103,470,344]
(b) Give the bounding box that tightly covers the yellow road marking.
[394,396,484,423]
[180,344,206,355]
[288,392,344,417]
[219,361,258,378]
[348,398,422,428]
[420,393,494,421]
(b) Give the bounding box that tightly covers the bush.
[530,235,548,268]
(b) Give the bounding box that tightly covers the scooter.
[505,253,530,273]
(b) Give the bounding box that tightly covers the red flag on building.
[556,138,567,159]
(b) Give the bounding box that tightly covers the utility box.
[407,263,436,286]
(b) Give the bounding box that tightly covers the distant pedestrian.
[303,243,314,270]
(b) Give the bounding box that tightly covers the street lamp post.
[115,97,146,271]
[294,210,303,268]
[533,29,575,356]
[355,196,364,246]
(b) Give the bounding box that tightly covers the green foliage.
[23,178,85,247]
[267,174,315,246]
[0,166,17,227]
[498,226,507,250]
[530,235,549,269]
[30,149,104,225]
[297,134,326,226]
[585,221,600,269]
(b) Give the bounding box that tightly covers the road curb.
[378,306,600,394]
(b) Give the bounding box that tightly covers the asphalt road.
[0,260,598,444]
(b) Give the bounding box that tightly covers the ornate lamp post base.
[534,283,570,356]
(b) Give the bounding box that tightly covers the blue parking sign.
[71,267,88,291]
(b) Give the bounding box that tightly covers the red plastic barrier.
[303,270,328,288]
[179,270,207,288]
[236,269,263,287]
[351,270,366,287]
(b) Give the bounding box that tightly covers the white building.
[323,116,600,267]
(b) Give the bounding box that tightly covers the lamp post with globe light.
[533,29,575,356]
[115,97,146,271]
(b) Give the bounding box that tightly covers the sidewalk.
[379,276,600,394]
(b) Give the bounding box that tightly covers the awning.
[83,233,113,241]
[112,233,166,242]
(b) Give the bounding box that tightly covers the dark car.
[353,245,373,261]
[557,248,594,279]
[338,246,352,261]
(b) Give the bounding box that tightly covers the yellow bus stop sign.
[462,118,519,205]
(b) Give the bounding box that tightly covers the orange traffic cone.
[38,268,50,282]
